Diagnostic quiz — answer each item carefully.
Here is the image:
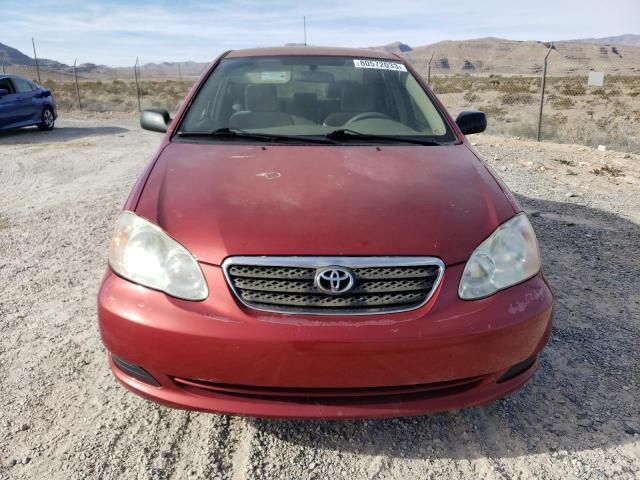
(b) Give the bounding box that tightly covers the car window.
[0,78,15,94]
[13,78,35,93]
[178,56,455,143]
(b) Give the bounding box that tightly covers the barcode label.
[353,59,407,72]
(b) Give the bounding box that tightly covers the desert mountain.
[0,42,69,70]
[567,34,640,47]
[393,37,640,75]
[371,41,413,54]
[2,36,640,79]
[0,42,33,66]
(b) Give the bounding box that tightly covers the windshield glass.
[177,56,456,143]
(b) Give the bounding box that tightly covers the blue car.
[0,74,57,131]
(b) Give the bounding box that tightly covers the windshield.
[177,55,456,143]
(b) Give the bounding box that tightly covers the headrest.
[326,82,343,98]
[293,92,318,109]
[245,84,279,112]
[341,84,375,112]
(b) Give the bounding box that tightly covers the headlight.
[108,212,208,301]
[459,213,541,300]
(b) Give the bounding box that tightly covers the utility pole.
[73,59,82,110]
[303,16,307,46]
[427,51,434,84]
[134,57,142,112]
[32,37,41,84]
[536,42,554,142]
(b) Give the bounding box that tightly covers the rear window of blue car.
[13,78,35,93]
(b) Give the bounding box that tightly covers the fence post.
[133,57,142,112]
[427,52,434,84]
[2,63,5,74]
[73,59,82,110]
[536,42,554,142]
[31,38,41,84]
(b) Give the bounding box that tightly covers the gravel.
[1,115,639,480]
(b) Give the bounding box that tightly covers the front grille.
[173,376,484,404]
[223,257,444,315]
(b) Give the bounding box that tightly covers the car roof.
[225,46,402,61]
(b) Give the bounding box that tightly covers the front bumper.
[98,263,553,419]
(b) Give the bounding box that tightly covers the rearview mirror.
[0,89,9,97]
[140,108,171,133]
[455,111,487,135]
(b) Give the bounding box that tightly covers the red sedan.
[98,47,553,419]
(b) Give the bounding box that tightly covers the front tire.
[38,107,55,131]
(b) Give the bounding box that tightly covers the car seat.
[323,84,376,127]
[229,84,294,129]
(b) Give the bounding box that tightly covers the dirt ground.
[1,114,639,480]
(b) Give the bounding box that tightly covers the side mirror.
[140,108,171,133]
[0,89,9,97]
[455,111,487,135]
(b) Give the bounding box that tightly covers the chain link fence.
[2,63,194,114]
[416,43,640,153]
[4,44,640,153]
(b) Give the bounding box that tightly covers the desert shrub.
[559,81,586,96]
[463,91,479,103]
[481,104,506,117]
[459,75,475,92]
[590,86,622,100]
[595,116,612,129]
[553,157,575,166]
[613,75,640,87]
[54,97,74,111]
[43,79,58,91]
[551,97,575,109]
[430,77,465,94]
[496,77,538,94]
[499,93,536,105]
[592,164,625,177]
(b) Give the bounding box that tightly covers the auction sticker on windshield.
[353,59,407,72]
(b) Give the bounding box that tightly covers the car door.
[0,77,21,128]
[11,77,39,124]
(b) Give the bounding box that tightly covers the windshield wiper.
[325,128,444,146]
[178,127,336,145]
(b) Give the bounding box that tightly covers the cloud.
[2,0,638,66]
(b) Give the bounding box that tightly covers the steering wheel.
[346,112,392,123]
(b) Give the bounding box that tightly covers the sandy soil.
[1,115,639,480]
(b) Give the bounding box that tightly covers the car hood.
[135,141,516,266]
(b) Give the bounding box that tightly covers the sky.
[2,0,639,67]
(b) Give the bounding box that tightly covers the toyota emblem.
[314,266,355,295]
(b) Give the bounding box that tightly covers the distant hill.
[0,41,68,70]
[0,41,33,66]
[567,34,640,47]
[116,61,208,78]
[0,40,208,80]
[3,36,640,80]
[372,41,413,54]
[395,37,640,75]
